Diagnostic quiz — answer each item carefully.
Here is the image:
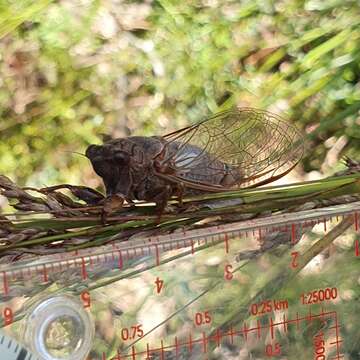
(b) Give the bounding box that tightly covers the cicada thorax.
[86,136,175,200]
[108,137,164,194]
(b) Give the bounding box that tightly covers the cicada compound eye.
[113,150,130,165]
[85,144,100,160]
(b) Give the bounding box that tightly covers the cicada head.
[85,143,132,196]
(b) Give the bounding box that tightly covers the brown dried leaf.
[13,202,49,212]
[5,233,29,244]
[0,175,16,189]
[48,191,82,208]
[67,185,104,205]
[40,184,104,205]
[0,215,13,230]
[0,178,46,205]
[44,194,64,212]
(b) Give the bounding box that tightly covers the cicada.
[86,107,304,212]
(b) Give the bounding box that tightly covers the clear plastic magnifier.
[23,295,94,360]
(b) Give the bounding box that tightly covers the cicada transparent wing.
[159,107,304,191]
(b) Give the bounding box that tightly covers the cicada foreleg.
[146,184,173,222]
[100,193,126,224]
[174,183,184,207]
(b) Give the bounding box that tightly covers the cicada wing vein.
[160,107,304,190]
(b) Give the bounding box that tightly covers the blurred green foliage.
[0,2,359,359]
[0,0,359,187]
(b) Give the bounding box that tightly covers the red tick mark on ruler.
[213,329,221,347]
[243,322,249,341]
[354,212,359,231]
[202,332,207,353]
[118,250,123,269]
[155,244,160,266]
[42,265,48,283]
[131,345,136,360]
[224,232,229,253]
[256,320,261,339]
[2,272,9,296]
[229,326,234,344]
[80,257,87,280]
[175,336,179,357]
[282,314,288,333]
[291,223,296,244]
[117,349,122,360]
[188,333,193,353]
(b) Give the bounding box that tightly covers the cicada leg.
[175,183,184,207]
[144,184,173,223]
[220,164,243,188]
[100,194,125,224]
[152,141,178,176]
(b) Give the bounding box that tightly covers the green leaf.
[289,74,332,106]
[0,0,53,39]
[301,29,354,69]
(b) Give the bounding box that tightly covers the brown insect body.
[86,108,304,211]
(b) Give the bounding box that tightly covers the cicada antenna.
[61,150,88,158]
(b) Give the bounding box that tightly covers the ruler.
[2,201,359,278]
[0,330,39,360]
[0,202,359,359]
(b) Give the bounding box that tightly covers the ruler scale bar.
[1,202,359,276]
[0,331,38,360]
[0,203,356,359]
[115,310,343,359]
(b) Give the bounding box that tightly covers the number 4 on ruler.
[155,277,164,294]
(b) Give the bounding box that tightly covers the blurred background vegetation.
[1,1,360,359]
[0,0,359,189]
